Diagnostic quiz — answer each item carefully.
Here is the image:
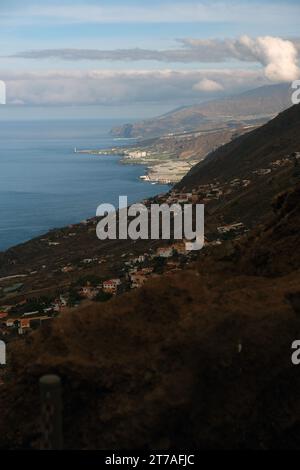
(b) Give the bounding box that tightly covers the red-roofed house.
[102,279,121,295]
[20,319,31,329]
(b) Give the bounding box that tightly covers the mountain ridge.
[111,83,293,138]
[178,103,300,189]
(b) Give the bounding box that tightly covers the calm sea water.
[0,119,168,252]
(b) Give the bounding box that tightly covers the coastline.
[0,150,170,253]
[75,145,198,185]
[1,127,203,252]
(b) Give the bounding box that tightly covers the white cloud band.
[2,68,266,106]
[12,36,300,82]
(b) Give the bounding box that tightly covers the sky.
[0,0,299,119]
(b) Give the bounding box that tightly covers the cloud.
[193,78,224,92]
[238,36,300,82]
[183,36,300,81]
[12,36,300,82]
[11,48,201,62]
[2,68,266,106]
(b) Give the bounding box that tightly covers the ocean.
[0,119,169,252]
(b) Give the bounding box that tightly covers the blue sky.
[1,0,300,51]
[0,0,299,118]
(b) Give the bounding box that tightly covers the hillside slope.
[178,104,300,189]
[1,104,300,450]
[1,183,300,450]
[111,84,293,138]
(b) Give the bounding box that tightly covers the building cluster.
[252,152,300,176]
[0,239,191,342]
[74,278,123,300]
[126,150,148,159]
[0,295,68,338]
